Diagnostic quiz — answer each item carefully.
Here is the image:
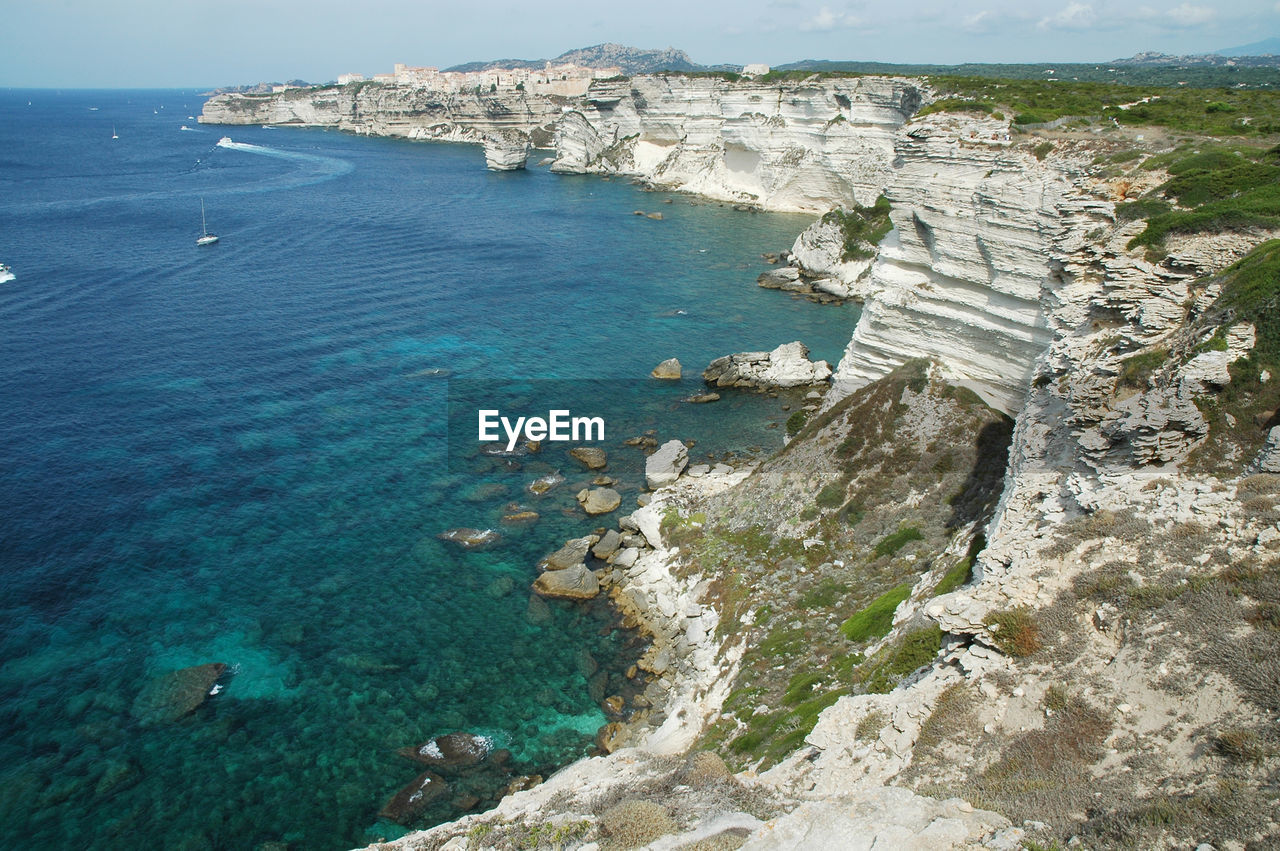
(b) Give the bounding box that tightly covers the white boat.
[217,136,233,146]
[111,125,118,140]
[0,263,14,283]
[196,199,219,246]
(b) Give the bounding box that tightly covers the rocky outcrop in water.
[702,341,832,389]
[482,131,530,170]
[131,663,226,725]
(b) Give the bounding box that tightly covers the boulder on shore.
[651,358,682,380]
[533,564,601,599]
[646,440,689,489]
[577,487,621,515]
[541,534,600,570]
[131,663,227,725]
[593,529,622,559]
[702,341,832,390]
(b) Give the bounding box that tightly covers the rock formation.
[650,358,682,379]
[645,439,688,489]
[548,75,922,212]
[702,341,832,389]
[200,83,560,148]
[253,73,1280,851]
[482,130,530,170]
[131,663,226,725]
[576,486,621,515]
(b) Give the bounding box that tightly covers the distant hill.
[447,43,703,75]
[1216,37,1280,57]
[774,54,1280,89]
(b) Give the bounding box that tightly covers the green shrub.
[840,583,913,641]
[598,800,676,848]
[935,533,986,597]
[816,481,846,508]
[1127,147,1280,248]
[786,410,808,436]
[821,195,893,261]
[1118,347,1168,388]
[1032,141,1054,161]
[934,556,975,597]
[856,625,943,693]
[915,98,994,117]
[873,525,924,558]
[1115,197,1172,222]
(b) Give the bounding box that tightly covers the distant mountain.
[1216,37,1280,57]
[447,44,703,75]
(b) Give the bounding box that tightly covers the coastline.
[195,77,1280,850]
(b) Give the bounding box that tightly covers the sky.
[1,0,1277,88]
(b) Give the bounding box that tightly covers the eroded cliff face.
[550,75,923,212]
[823,116,1094,415]
[200,83,561,145]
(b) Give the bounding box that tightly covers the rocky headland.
[202,74,1280,849]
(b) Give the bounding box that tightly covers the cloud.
[800,5,864,31]
[1167,2,1213,25]
[1037,2,1097,30]
[961,10,993,32]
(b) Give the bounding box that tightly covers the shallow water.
[0,89,859,848]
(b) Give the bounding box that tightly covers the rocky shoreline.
[207,74,1280,850]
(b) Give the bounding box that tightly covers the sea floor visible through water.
[0,89,859,849]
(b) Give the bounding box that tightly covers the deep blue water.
[0,89,858,849]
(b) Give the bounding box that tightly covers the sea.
[0,89,859,849]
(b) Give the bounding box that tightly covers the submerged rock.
[379,770,448,825]
[399,732,493,769]
[569,446,608,470]
[500,509,539,525]
[131,663,227,725]
[527,471,565,495]
[646,439,689,489]
[437,528,501,550]
[684,392,721,404]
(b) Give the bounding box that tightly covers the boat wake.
[214,137,354,187]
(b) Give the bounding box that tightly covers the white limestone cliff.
[549,75,924,212]
[200,83,561,146]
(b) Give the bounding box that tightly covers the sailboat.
[111,124,118,140]
[196,198,219,246]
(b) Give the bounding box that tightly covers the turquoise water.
[0,89,858,849]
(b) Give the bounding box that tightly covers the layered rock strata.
[549,75,924,213]
[200,84,561,146]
